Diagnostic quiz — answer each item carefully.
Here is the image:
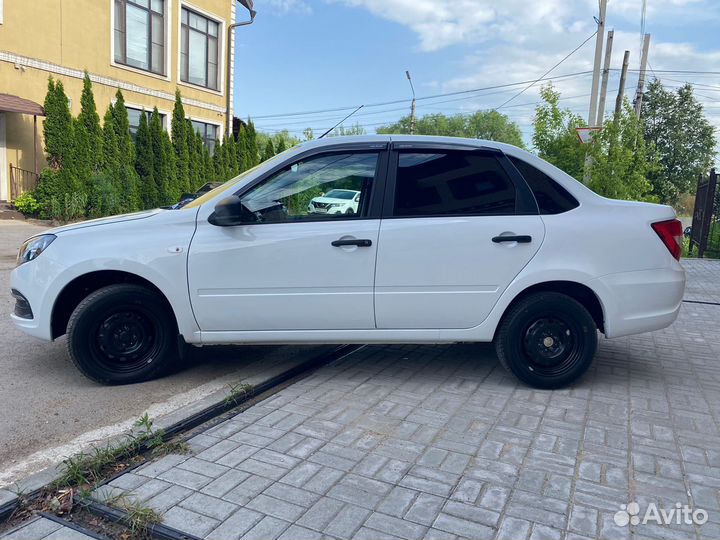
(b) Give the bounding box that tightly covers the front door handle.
[492,235,532,243]
[332,238,373,247]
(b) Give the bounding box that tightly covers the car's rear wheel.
[495,292,597,389]
[66,284,178,384]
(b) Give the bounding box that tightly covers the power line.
[495,31,598,110]
[247,71,595,120]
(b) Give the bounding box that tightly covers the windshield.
[323,189,357,200]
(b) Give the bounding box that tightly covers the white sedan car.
[10,136,685,388]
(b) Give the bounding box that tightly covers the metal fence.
[689,169,719,258]
[9,164,39,201]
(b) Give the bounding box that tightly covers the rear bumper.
[590,265,685,338]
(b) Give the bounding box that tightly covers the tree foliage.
[642,80,716,204]
[587,100,655,201]
[532,84,586,181]
[378,111,525,148]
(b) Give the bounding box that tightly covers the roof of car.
[298,134,500,150]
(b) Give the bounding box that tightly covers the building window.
[181,7,220,91]
[114,0,165,75]
[127,107,165,140]
[191,120,218,154]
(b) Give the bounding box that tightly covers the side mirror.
[208,195,257,226]
[354,194,361,202]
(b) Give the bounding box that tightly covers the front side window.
[238,152,379,223]
[114,0,165,75]
[191,120,218,155]
[393,151,516,216]
[181,7,219,90]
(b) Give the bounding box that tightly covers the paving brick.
[162,506,220,538]
[240,516,290,540]
[246,493,305,521]
[206,508,264,540]
[364,513,428,540]
[144,484,193,513]
[179,492,238,521]
[323,504,370,537]
[433,513,495,540]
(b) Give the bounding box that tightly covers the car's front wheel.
[66,284,178,384]
[495,292,597,389]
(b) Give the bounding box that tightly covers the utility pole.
[587,0,608,127]
[596,29,614,127]
[615,50,630,116]
[406,70,416,135]
[633,33,651,118]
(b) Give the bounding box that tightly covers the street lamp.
[226,0,257,137]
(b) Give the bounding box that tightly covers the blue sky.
[232,0,720,145]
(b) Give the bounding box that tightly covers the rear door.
[374,144,545,329]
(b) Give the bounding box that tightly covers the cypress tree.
[193,130,207,185]
[185,119,198,191]
[149,107,169,204]
[135,111,156,208]
[99,105,121,215]
[245,120,259,168]
[235,125,248,172]
[161,129,178,203]
[226,133,238,176]
[77,72,103,172]
[172,90,190,194]
[111,90,140,211]
[276,138,287,154]
[43,78,74,170]
[262,139,275,162]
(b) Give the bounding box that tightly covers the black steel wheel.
[495,292,597,388]
[67,284,178,384]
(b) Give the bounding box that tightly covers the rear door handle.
[492,235,532,243]
[331,238,373,247]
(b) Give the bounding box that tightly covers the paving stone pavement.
[0,516,101,540]
[78,259,715,540]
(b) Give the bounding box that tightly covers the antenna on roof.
[318,105,364,139]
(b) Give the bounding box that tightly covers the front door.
[374,146,545,329]
[188,146,386,332]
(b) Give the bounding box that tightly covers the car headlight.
[17,234,56,266]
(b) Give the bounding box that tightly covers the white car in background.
[10,135,685,389]
[308,189,361,215]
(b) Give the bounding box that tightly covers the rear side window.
[393,151,516,216]
[509,156,578,215]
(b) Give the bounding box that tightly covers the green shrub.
[13,192,41,216]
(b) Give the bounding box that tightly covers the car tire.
[345,208,355,215]
[494,292,597,389]
[66,284,178,385]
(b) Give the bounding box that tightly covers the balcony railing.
[9,164,39,200]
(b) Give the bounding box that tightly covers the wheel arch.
[494,280,605,339]
[51,270,178,340]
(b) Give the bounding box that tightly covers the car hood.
[47,209,163,235]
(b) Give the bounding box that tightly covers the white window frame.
[109,0,172,81]
[177,1,225,96]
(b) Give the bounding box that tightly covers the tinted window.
[509,156,578,215]
[393,151,516,216]
[240,152,378,223]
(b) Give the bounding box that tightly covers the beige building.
[0,0,242,201]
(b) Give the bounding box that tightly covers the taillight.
[651,219,683,260]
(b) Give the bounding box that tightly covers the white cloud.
[261,0,312,16]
